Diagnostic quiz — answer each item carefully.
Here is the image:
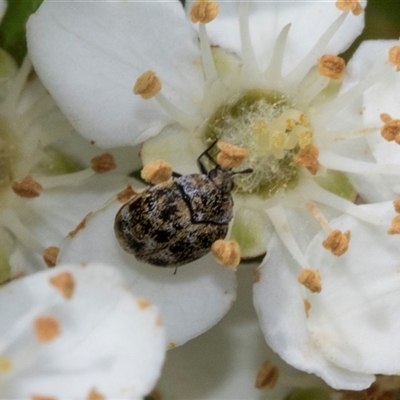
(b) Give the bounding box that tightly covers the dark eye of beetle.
[208,168,219,180]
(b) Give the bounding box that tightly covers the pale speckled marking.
[34,316,60,342]
[137,297,151,309]
[303,299,311,318]
[86,388,106,400]
[30,395,57,400]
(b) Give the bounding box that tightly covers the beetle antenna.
[231,168,253,176]
[197,139,218,174]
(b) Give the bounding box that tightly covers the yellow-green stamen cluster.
[204,90,314,197]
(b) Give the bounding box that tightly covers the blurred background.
[342,0,400,60]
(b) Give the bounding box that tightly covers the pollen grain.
[322,229,351,256]
[91,153,116,173]
[12,176,42,198]
[217,141,249,168]
[318,55,346,80]
[380,113,400,143]
[393,199,400,214]
[141,160,172,184]
[336,0,363,15]
[389,46,400,71]
[43,246,60,268]
[133,70,161,99]
[211,239,241,269]
[190,0,219,24]
[292,144,319,175]
[388,215,400,235]
[298,268,322,293]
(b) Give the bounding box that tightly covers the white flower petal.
[141,123,201,175]
[58,199,237,346]
[186,0,366,73]
[327,137,398,203]
[158,264,308,399]
[253,233,375,390]
[344,40,400,155]
[52,129,142,174]
[342,40,400,196]
[27,0,204,147]
[306,203,400,375]
[0,264,166,399]
[343,39,397,96]
[29,175,130,239]
[8,174,130,275]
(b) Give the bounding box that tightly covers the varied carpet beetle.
[114,141,252,268]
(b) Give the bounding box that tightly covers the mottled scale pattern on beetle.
[114,171,234,267]
[176,173,233,224]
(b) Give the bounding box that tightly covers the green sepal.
[316,170,357,202]
[0,47,17,78]
[0,0,44,65]
[35,148,83,176]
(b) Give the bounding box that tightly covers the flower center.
[203,89,313,198]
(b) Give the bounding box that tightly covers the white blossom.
[26,0,400,390]
[0,263,166,399]
[0,49,139,282]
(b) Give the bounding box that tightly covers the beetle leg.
[197,139,218,173]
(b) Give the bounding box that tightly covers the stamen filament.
[0,56,32,117]
[34,168,96,189]
[317,72,382,119]
[14,148,44,178]
[316,127,379,147]
[198,23,218,84]
[299,76,330,108]
[306,202,332,233]
[300,179,390,226]
[0,210,44,254]
[36,125,65,148]
[239,1,260,82]
[155,92,201,131]
[285,12,348,87]
[16,93,55,136]
[264,24,291,83]
[266,206,310,269]
[319,151,400,175]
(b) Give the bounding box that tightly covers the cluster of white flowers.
[0,0,168,397]
[1,0,400,398]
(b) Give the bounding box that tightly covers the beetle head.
[208,166,253,194]
[208,166,234,193]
